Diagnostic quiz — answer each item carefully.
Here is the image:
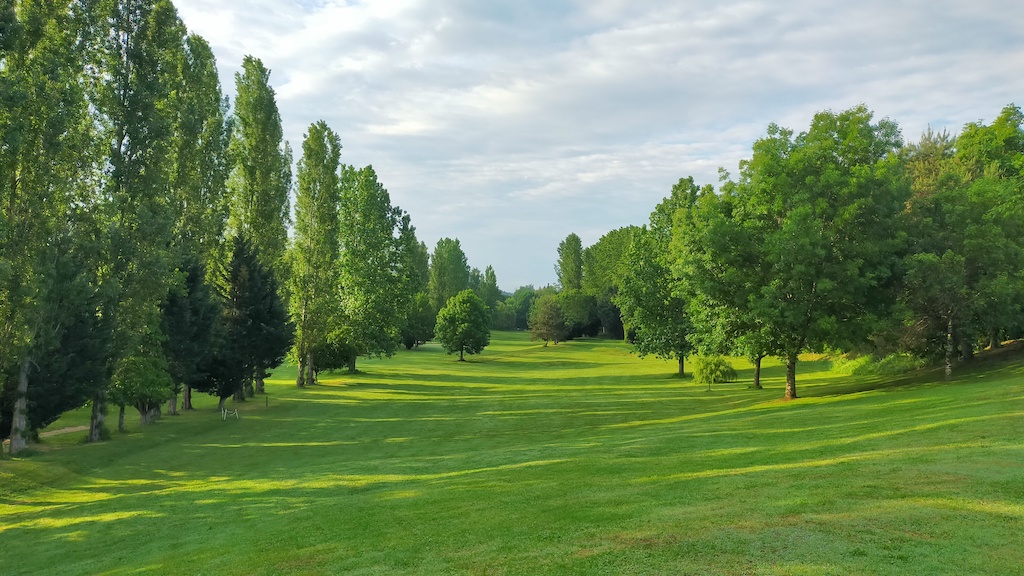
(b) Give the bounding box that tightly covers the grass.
[1,331,1023,575]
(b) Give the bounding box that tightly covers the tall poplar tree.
[88,0,186,437]
[0,0,96,452]
[228,55,291,280]
[290,121,341,388]
[556,233,584,291]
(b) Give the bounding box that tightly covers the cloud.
[174,0,1024,290]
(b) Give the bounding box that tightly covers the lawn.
[2,331,1023,575]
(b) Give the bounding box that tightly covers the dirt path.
[39,425,89,438]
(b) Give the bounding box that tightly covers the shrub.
[692,355,738,391]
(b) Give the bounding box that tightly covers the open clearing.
[2,331,1023,575]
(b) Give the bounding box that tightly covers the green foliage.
[476,265,502,312]
[529,293,567,345]
[337,165,405,366]
[228,55,291,277]
[428,237,470,314]
[555,289,599,339]
[505,285,537,330]
[289,121,342,384]
[200,236,293,403]
[616,180,696,375]
[691,355,738,390]
[830,353,927,377]
[582,226,636,338]
[161,258,220,397]
[434,290,491,360]
[556,232,583,291]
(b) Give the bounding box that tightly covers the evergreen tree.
[529,293,567,345]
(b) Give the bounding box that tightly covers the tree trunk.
[217,396,226,412]
[296,355,305,388]
[255,372,265,395]
[989,330,1002,350]
[9,357,31,455]
[960,337,974,363]
[307,353,314,385]
[167,393,178,416]
[88,389,107,442]
[677,355,685,377]
[945,317,955,380]
[247,378,257,397]
[459,348,465,361]
[182,385,193,411]
[752,355,763,389]
[233,387,245,402]
[118,405,126,433]
[138,404,160,425]
[784,353,798,400]
[347,355,356,374]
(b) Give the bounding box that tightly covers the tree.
[290,121,341,388]
[429,237,470,315]
[396,216,432,349]
[616,178,699,377]
[89,0,188,436]
[728,106,909,399]
[529,293,567,345]
[435,290,491,361]
[556,290,599,339]
[506,285,538,330]
[0,0,96,452]
[582,226,636,338]
[476,265,502,312]
[198,236,292,410]
[228,55,291,280]
[337,165,404,371]
[899,111,1024,376]
[556,232,584,291]
[161,258,220,414]
[169,34,231,272]
[673,179,773,389]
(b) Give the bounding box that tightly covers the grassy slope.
[1,332,1022,575]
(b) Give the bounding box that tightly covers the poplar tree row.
[0,0,430,453]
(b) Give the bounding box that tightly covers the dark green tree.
[529,293,567,345]
[435,290,491,361]
[199,236,292,410]
[161,258,220,414]
[582,226,636,338]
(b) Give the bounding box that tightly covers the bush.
[692,355,737,391]
[830,353,926,376]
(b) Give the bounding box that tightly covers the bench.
[222,408,239,420]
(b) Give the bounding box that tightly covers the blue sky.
[174,0,1024,291]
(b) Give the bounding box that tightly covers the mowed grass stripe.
[1,331,1023,575]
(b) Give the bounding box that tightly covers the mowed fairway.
[2,331,1023,575]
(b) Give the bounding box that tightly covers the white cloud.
[174,0,1024,290]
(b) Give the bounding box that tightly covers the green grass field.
[2,331,1023,575]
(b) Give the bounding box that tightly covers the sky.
[173,0,1024,291]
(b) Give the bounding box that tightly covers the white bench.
[222,408,239,420]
